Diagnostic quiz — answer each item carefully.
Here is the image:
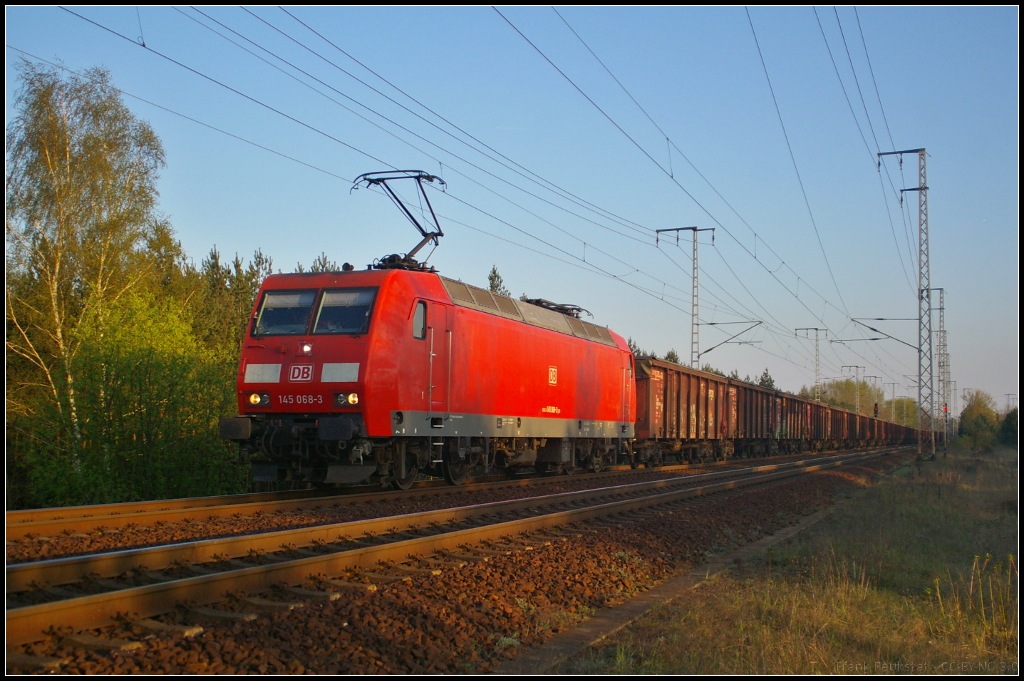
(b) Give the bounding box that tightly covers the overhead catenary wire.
[268,6,658,240]
[497,8,856,341]
[58,6,766,359]
[183,6,656,248]
[57,6,393,169]
[745,7,851,318]
[179,6,812,358]
[222,2,872,376]
[811,7,915,294]
[6,46,351,183]
[56,5,913,391]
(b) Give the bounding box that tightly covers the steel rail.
[5,465,684,539]
[6,449,900,647]
[6,449,888,591]
[5,449,858,540]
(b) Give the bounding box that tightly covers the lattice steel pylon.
[796,328,827,401]
[934,288,950,449]
[656,226,713,368]
[879,148,933,459]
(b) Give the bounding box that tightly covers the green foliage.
[998,408,1017,448]
[17,293,245,507]
[191,247,272,356]
[295,251,338,274]
[6,62,251,508]
[701,364,725,377]
[799,378,904,420]
[757,368,776,390]
[488,265,511,297]
[663,349,681,364]
[627,337,657,359]
[959,390,999,451]
[6,61,170,425]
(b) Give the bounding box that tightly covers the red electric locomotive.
[219,267,636,489]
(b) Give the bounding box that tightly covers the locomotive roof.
[439,277,618,347]
[257,270,620,348]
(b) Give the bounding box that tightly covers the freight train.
[218,170,920,487]
[219,266,919,489]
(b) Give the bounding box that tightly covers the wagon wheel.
[443,452,470,485]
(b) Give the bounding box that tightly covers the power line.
[183,6,816,361]
[745,7,851,317]
[852,7,896,150]
[6,46,350,182]
[57,6,393,169]
[498,6,862,350]
[833,7,882,151]
[63,5,769,350]
[811,8,915,294]
[270,6,658,239]
[55,6,897,388]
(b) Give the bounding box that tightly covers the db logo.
[289,364,314,382]
[548,366,557,385]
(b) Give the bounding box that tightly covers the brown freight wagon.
[633,357,917,465]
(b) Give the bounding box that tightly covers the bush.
[12,293,246,508]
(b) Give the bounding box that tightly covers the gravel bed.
[11,454,909,674]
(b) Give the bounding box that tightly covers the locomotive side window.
[412,301,427,340]
[253,290,317,336]
[313,288,377,335]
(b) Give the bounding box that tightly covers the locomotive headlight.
[249,393,262,406]
[299,342,313,356]
[334,392,359,406]
[248,392,270,406]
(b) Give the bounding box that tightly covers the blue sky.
[6,6,1018,413]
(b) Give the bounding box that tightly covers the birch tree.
[6,61,166,457]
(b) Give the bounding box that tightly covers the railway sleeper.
[62,633,142,652]
[5,653,67,673]
[285,587,342,602]
[190,607,258,623]
[319,578,379,592]
[238,596,306,612]
[133,619,204,638]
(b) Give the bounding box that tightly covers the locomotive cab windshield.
[314,288,376,335]
[252,287,377,337]
[253,290,316,336]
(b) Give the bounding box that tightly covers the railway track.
[5,449,849,547]
[7,446,907,655]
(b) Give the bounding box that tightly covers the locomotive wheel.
[392,446,418,491]
[534,461,551,475]
[393,467,418,491]
[443,454,470,485]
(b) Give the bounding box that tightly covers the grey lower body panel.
[391,411,634,439]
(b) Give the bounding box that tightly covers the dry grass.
[557,448,1018,674]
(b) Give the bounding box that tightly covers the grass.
[556,447,1018,675]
